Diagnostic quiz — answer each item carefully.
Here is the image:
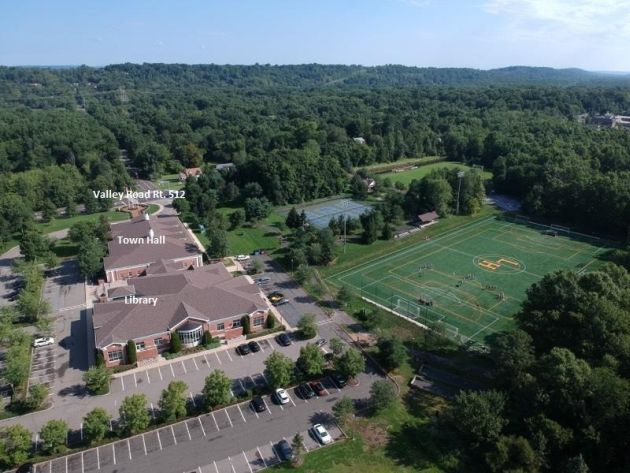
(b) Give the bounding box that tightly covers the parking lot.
[33,376,348,473]
[29,344,57,390]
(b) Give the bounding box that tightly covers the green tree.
[249,258,263,274]
[286,207,301,229]
[381,222,393,240]
[126,340,137,365]
[207,229,229,258]
[41,199,57,223]
[297,343,326,378]
[265,313,276,329]
[336,348,365,380]
[377,336,408,371]
[329,338,344,357]
[241,315,251,335]
[486,435,539,473]
[201,330,214,347]
[83,365,111,395]
[291,432,305,467]
[170,332,182,353]
[332,397,355,425]
[19,228,52,262]
[294,264,312,284]
[229,209,245,229]
[77,237,105,280]
[202,370,232,410]
[0,424,32,466]
[83,408,112,444]
[448,390,507,447]
[297,314,317,339]
[27,383,48,410]
[159,381,189,422]
[4,344,30,387]
[40,419,68,454]
[264,351,294,389]
[336,285,351,307]
[369,380,397,413]
[119,394,150,435]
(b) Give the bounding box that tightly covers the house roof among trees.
[418,211,439,223]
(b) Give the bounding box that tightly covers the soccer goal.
[391,295,460,339]
[550,224,571,234]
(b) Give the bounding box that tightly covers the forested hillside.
[0,64,629,245]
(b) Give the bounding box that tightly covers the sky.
[1,0,630,70]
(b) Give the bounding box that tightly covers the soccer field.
[328,216,609,346]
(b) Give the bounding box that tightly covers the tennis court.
[328,216,609,346]
[279,198,373,228]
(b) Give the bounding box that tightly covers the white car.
[275,388,290,405]
[236,254,250,261]
[33,337,54,348]
[313,423,332,444]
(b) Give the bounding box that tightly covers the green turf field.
[328,216,610,346]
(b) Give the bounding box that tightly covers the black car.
[297,382,316,399]
[276,439,294,461]
[332,372,347,388]
[251,395,267,412]
[248,341,261,352]
[277,332,292,346]
[237,344,251,355]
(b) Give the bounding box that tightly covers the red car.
[310,381,327,396]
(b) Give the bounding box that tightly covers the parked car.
[274,388,290,404]
[332,372,348,388]
[277,332,292,346]
[313,424,333,444]
[248,341,261,353]
[32,337,54,348]
[315,338,327,347]
[268,292,284,303]
[310,381,327,396]
[16,463,34,473]
[251,395,267,412]
[276,439,294,461]
[256,276,271,285]
[297,382,316,399]
[236,254,250,261]
[237,344,251,355]
[272,298,289,307]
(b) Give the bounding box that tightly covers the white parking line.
[236,404,247,423]
[133,372,138,388]
[156,430,163,450]
[48,460,52,473]
[184,421,192,440]
[120,376,125,391]
[150,402,156,420]
[181,360,187,374]
[243,451,254,473]
[270,441,281,462]
[198,417,206,436]
[96,446,100,469]
[259,343,265,353]
[289,396,296,407]
[192,357,199,370]
[157,366,163,381]
[229,457,236,473]
[170,364,175,377]
[260,372,269,384]
[250,403,260,419]
[214,352,222,365]
[238,379,246,392]
[65,456,68,473]
[204,353,210,368]
[190,391,197,407]
[81,451,84,473]
[142,434,148,455]
[146,369,151,384]
[262,397,272,415]
[213,461,219,473]
[198,467,202,473]
[256,447,268,467]
[170,425,177,445]
[211,412,220,430]
[127,439,132,459]
[80,423,83,441]
[225,350,233,362]
[112,443,116,464]
[224,408,233,427]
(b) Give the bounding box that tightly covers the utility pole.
[343,217,347,253]
[456,171,465,215]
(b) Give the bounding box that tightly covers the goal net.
[391,295,459,339]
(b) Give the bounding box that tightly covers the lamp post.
[456,171,465,215]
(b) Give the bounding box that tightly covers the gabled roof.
[93,264,267,347]
[418,211,439,223]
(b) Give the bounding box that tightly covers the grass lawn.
[37,210,129,234]
[359,156,445,174]
[146,203,161,215]
[381,162,492,186]
[154,173,184,191]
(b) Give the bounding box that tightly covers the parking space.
[29,344,56,389]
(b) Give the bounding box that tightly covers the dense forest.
[0,64,629,247]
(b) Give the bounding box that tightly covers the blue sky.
[1,0,629,70]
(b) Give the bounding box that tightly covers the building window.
[154,338,164,347]
[136,342,146,351]
[108,350,124,362]
[232,319,241,328]
[216,322,225,331]
[253,316,264,327]
[177,326,202,345]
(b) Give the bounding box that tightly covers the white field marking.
[333,216,496,280]
[270,442,281,462]
[157,366,163,381]
[146,369,151,384]
[120,376,125,391]
[204,353,210,368]
[190,392,197,407]
[181,360,187,374]
[170,425,177,445]
[256,447,268,468]
[244,451,254,473]
[156,429,163,450]
[133,372,137,388]
[150,403,156,420]
[214,352,222,365]
[142,434,147,455]
[81,451,84,473]
[127,439,132,459]
[211,411,220,430]
[112,443,116,464]
[184,421,192,440]
[213,461,219,473]
[170,363,175,377]
[468,317,500,341]
[224,408,233,427]
[236,404,247,423]
[96,445,100,469]
[198,417,206,436]
[192,357,199,370]
[225,350,233,362]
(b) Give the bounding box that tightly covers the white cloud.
[484,0,630,38]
